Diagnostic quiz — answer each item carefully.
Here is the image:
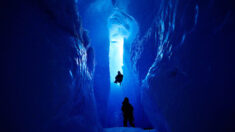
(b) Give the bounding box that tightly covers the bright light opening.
[109,35,124,83]
[108,10,131,84]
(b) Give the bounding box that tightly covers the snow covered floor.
[103,127,156,132]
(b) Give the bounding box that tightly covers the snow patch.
[103,127,156,132]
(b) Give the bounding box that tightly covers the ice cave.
[1,0,235,132]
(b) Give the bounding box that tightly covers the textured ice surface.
[77,0,112,126]
[1,0,99,132]
[130,0,235,132]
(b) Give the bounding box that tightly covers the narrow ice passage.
[106,7,143,127]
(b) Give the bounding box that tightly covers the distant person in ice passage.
[114,71,123,85]
[122,97,134,127]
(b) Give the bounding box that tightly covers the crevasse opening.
[109,28,124,83]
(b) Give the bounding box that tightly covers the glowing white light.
[108,10,138,84]
[109,35,124,83]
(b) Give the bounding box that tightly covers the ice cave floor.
[103,127,156,132]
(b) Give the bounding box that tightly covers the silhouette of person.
[114,71,123,85]
[122,97,134,127]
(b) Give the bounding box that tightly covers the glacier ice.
[130,0,235,132]
[1,0,235,132]
[1,0,100,132]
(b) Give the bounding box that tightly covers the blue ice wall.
[1,0,100,132]
[77,0,112,126]
[130,0,235,132]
